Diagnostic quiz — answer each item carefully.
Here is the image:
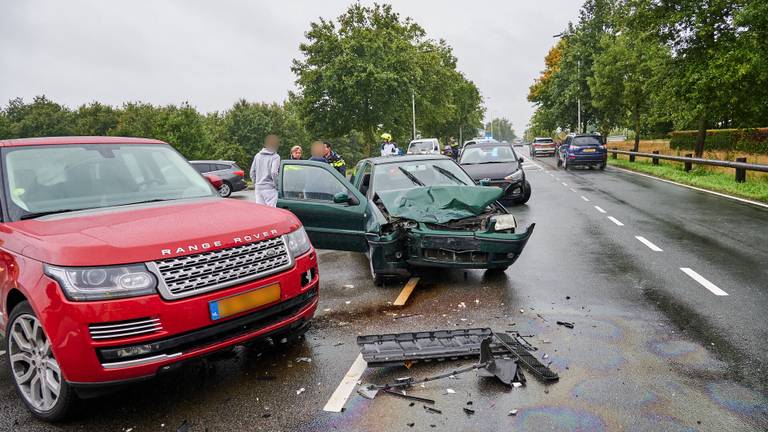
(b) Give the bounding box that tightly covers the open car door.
[277,160,369,252]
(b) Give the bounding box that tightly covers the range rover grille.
[150,237,291,299]
[89,317,162,340]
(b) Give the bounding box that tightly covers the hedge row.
[670,128,768,154]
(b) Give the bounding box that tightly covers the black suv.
[189,160,248,197]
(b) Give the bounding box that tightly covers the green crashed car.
[277,155,535,284]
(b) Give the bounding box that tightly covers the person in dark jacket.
[322,141,346,176]
[309,141,328,163]
[289,145,303,160]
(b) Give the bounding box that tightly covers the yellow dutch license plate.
[583,148,596,153]
[209,283,281,320]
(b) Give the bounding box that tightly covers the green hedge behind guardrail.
[670,128,768,154]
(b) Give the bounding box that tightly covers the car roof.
[0,136,166,148]
[189,160,236,164]
[409,138,438,143]
[464,141,512,147]
[364,154,451,165]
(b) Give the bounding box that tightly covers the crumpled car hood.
[376,185,503,224]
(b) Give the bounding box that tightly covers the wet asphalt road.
[1,148,767,431]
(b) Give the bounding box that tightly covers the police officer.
[380,133,397,157]
[322,141,346,176]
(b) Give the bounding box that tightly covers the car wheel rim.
[219,184,231,196]
[9,314,61,412]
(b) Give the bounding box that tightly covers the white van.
[407,138,442,155]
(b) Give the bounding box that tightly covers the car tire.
[513,180,532,205]
[218,182,232,198]
[599,162,606,170]
[7,301,78,422]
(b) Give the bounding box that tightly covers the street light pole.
[411,90,416,140]
[577,60,581,133]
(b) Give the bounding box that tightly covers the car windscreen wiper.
[19,208,97,220]
[398,167,425,186]
[432,165,468,185]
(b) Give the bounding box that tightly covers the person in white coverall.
[249,134,281,206]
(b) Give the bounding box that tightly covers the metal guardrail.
[608,148,768,183]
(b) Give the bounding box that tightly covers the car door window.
[283,165,348,202]
[358,163,372,197]
[191,163,210,173]
[215,164,230,171]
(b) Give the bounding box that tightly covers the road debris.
[463,407,475,415]
[423,405,442,414]
[393,277,421,306]
[556,321,575,329]
[509,409,518,416]
[381,388,435,404]
[357,385,379,400]
[445,388,456,394]
[295,357,312,363]
[296,387,306,395]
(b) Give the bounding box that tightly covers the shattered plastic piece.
[512,382,523,388]
[423,405,443,414]
[509,409,518,416]
[407,423,415,427]
[357,385,379,400]
[345,301,351,305]
[463,407,475,415]
[343,284,355,289]
[520,309,525,314]
[556,321,575,329]
[446,389,456,394]
[382,388,435,404]
[296,388,305,395]
[477,338,520,386]
[295,357,312,363]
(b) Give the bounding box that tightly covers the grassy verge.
[608,157,768,203]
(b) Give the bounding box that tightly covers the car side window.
[283,165,348,202]
[215,164,230,171]
[358,163,372,197]
[191,163,209,173]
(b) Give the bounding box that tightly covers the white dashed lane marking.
[323,354,368,412]
[635,236,663,251]
[607,216,624,226]
[581,196,590,202]
[594,206,607,214]
[569,188,577,193]
[561,182,568,187]
[680,268,729,296]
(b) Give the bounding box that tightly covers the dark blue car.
[556,134,607,170]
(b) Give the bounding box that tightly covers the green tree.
[484,118,516,142]
[4,96,74,138]
[590,30,669,150]
[73,102,119,136]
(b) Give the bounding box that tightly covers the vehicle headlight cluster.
[285,226,311,258]
[504,170,523,182]
[45,264,157,301]
[490,214,517,232]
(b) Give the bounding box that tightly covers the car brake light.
[233,170,245,177]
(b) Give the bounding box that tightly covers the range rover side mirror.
[333,192,351,204]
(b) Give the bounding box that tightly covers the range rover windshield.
[2,144,215,221]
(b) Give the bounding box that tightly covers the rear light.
[204,174,223,189]
[233,170,245,177]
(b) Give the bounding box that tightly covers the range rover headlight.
[285,227,311,258]
[45,264,157,301]
[490,214,517,232]
[504,170,523,182]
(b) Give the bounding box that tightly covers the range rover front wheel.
[7,301,78,422]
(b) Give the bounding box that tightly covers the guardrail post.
[735,157,747,183]
[652,150,659,165]
[612,147,617,160]
[684,154,693,172]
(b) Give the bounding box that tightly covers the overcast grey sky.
[0,0,580,134]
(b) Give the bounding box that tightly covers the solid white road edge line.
[680,268,729,296]
[323,354,368,412]
[607,216,624,226]
[594,205,607,213]
[635,236,663,252]
[581,196,590,202]
[609,166,768,210]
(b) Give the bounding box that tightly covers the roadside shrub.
[670,128,768,154]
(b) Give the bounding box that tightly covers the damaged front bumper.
[366,222,535,274]
[407,223,535,269]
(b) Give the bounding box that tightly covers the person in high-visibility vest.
[322,141,346,176]
[380,133,397,157]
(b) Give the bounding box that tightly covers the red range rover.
[0,137,319,421]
